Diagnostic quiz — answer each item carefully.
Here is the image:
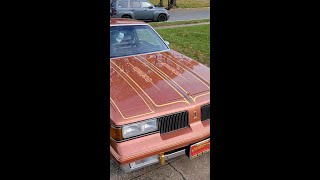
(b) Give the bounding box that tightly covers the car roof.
[110,18,148,26]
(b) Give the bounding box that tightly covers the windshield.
[110,25,169,58]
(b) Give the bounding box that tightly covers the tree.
[159,0,163,6]
[168,0,176,9]
[172,0,176,6]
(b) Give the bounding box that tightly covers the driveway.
[110,152,210,180]
[167,8,210,22]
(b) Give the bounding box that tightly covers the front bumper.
[166,14,170,20]
[110,120,210,172]
[120,146,191,172]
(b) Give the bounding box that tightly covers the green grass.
[149,0,210,8]
[156,24,210,66]
[148,19,210,27]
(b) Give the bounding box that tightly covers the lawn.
[149,0,210,8]
[156,24,210,66]
[149,19,210,27]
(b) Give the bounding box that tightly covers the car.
[110,18,210,172]
[110,0,170,22]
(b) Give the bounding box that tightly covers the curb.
[169,7,210,11]
[153,22,210,29]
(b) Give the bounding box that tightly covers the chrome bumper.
[120,149,187,173]
[165,149,185,160]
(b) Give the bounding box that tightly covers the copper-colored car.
[110,18,210,172]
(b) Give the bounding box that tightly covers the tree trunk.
[172,0,176,6]
[159,0,163,6]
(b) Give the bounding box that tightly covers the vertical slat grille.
[201,104,210,121]
[158,111,189,134]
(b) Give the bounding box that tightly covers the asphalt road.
[110,152,210,180]
[167,8,210,22]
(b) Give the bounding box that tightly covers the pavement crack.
[129,164,170,180]
[168,162,186,180]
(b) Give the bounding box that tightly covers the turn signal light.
[110,126,123,141]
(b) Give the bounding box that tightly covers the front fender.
[153,11,168,21]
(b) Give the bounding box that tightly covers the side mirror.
[148,6,153,9]
[164,41,170,46]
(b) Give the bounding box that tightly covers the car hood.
[110,50,210,123]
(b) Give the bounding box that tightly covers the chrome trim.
[119,149,187,173]
[119,164,132,173]
[110,49,170,59]
[120,156,159,173]
[129,157,159,170]
[110,130,159,143]
[110,124,122,129]
[165,149,186,160]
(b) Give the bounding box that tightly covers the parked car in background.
[110,18,210,172]
[110,0,170,22]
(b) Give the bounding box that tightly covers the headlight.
[122,118,158,139]
[110,118,158,141]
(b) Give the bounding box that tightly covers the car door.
[116,0,130,17]
[141,1,155,20]
[129,0,143,19]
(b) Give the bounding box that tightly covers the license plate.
[189,138,210,159]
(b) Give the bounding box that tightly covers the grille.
[158,111,189,134]
[201,104,210,121]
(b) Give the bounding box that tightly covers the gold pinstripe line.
[110,66,154,119]
[111,60,190,107]
[161,53,210,87]
[137,55,197,103]
[192,92,210,102]
[110,98,155,120]
[132,56,190,102]
[160,53,211,102]
[127,62,161,91]
[139,55,210,102]
[137,55,189,95]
